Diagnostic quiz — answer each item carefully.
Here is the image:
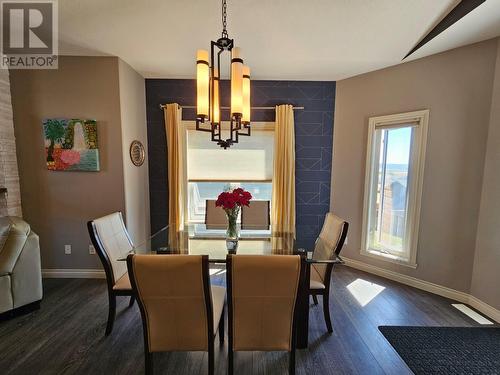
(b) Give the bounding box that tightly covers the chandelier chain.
[221,0,228,38]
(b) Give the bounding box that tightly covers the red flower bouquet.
[215,187,252,240]
[215,187,252,210]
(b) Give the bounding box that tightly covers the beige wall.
[470,38,500,310]
[331,39,498,293]
[10,56,126,269]
[0,70,22,217]
[118,60,150,246]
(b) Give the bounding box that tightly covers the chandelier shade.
[195,0,251,149]
[196,49,209,119]
[242,66,251,123]
[230,47,244,117]
[212,67,221,124]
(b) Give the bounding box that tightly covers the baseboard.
[343,257,500,323]
[42,269,105,279]
[342,257,470,302]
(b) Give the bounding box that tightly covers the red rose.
[215,188,252,210]
[215,192,226,207]
[225,194,236,209]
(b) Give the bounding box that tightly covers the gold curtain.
[163,104,187,251]
[271,104,296,237]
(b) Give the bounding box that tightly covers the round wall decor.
[129,140,145,166]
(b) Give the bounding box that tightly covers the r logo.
[1,1,58,69]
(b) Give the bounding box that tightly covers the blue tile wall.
[146,79,335,249]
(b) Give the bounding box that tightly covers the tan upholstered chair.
[205,199,228,230]
[227,254,302,375]
[87,212,135,336]
[127,254,225,375]
[241,200,270,230]
[309,213,348,333]
[0,217,42,317]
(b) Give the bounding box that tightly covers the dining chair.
[309,213,349,333]
[241,200,270,230]
[227,254,303,375]
[205,199,228,230]
[127,254,225,375]
[87,212,135,336]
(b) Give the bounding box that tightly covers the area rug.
[379,326,500,375]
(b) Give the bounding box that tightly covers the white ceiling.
[58,0,500,80]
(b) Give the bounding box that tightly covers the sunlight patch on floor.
[346,278,385,307]
[452,304,493,325]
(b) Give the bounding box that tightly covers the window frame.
[360,110,429,268]
[182,120,275,228]
[186,179,273,225]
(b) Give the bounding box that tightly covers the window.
[185,122,274,234]
[361,110,429,267]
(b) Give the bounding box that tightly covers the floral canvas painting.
[43,119,100,171]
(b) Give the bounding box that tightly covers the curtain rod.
[159,104,304,110]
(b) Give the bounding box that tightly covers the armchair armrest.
[0,217,31,275]
[297,248,345,265]
[305,255,344,265]
[11,231,42,308]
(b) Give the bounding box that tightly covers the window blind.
[187,128,274,181]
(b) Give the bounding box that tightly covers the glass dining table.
[117,224,342,349]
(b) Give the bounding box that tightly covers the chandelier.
[196,0,251,149]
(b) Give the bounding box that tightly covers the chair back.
[241,201,270,230]
[205,199,227,230]
[127,254,213,352]
[87,212,133,285]
[312,213,348,282]
[227,255,301,351]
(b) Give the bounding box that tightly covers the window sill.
[360,248,417,269]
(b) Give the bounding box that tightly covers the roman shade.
[187,127,274,181]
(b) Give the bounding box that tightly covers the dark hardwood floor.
[0,266,487,375]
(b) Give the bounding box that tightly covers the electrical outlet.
[89,244,96,255]
[64,244,72,255]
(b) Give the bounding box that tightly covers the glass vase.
[225,208,240,252]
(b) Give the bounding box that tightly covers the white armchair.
[0,216,42,315]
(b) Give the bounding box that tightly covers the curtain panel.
[163,104,186,244]
[271,104,296,236]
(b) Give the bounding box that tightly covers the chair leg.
[228,346,234,375]
[312,294,319,305]
[208,341,214,375]
[145,352,153,375]
[218,306,225,346]
[323,292,333,333]
[105,294,116,336]
[289,348,296,375]
[128,295,135,307]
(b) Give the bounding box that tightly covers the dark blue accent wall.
[146,79,335,249]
